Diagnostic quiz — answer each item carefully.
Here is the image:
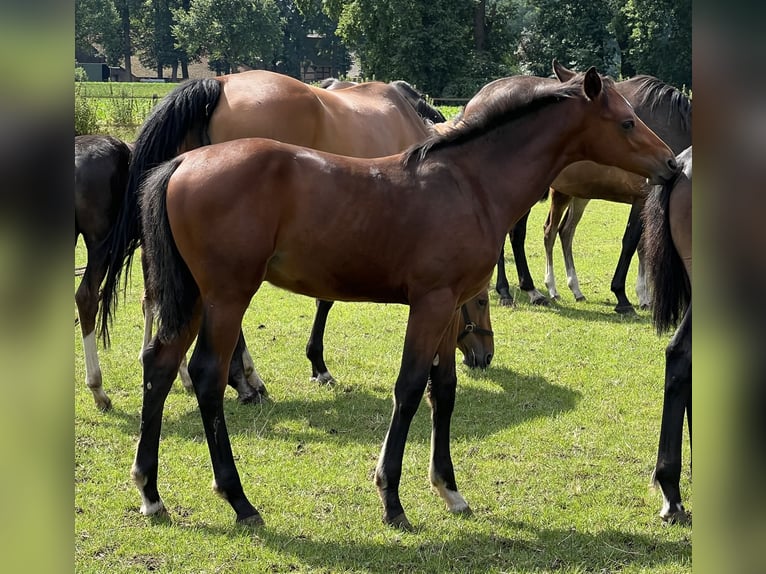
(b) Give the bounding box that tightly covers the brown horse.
[75,135,132,411]
[492,75,691,312]
[133,62,677,529]
[643,145,692,523]
[99,70,492,401]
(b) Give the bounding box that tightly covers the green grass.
[75,199,691,573]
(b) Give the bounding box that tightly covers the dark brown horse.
[75,135,132,411]
[643,145,692,523]
[99,70,491,401]
[493,75,691,312]
[133,62,677,529]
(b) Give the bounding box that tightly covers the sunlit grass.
[75,198,691,573]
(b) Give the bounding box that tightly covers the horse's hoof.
[96,395,113,412]
[575,295,587,302]
[237,512,265,527]
[384,512,414,532]
[498,297,515,308]
[531,296,550,306]
[451,505,473,517]
[661,508,690,525]
[615,304,637,315]
[311,372,336,385]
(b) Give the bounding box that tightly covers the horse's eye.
[478,299,488,307]
[622,119,635,130]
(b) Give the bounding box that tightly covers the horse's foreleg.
[510,210,548,305]
[75,256,111,411]
[306,299,336,384]
[651,305,692,524]
[611,200,644,314]
[494,244,514,307]
[132,318,198,517]
[558,197,588,302]
[189,300,262,525]
[427,317,471,516]
[375,294,455,530]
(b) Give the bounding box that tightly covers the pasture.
[75,194,691,572]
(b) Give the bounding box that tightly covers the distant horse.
[322,77,446,124]
[493,75,691,312]
[75,135,132,411]
[132,62,677,529]
[643,146,692,523]
[98,69,491,401]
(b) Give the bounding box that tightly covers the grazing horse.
[98,70,491,402]
[643,146,692,523]
[133,62,677,529]
[75,135,132,411]
[493,75,691,311]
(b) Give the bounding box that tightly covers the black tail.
[139,157,199,342]
[643,176,691,334]
[98,78,221,346]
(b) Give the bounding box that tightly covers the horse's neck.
[447,106,582,234]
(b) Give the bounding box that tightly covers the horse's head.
[456,289,494,369]
[389,80,446,125]
[553,60,678,184]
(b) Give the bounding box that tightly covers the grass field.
[75,187,692,572]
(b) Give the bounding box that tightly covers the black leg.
[306,299,336,384]
[611,201,644,314]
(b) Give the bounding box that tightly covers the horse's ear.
[583,67,603,100]
[552,59,575,82]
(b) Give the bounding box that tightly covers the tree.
[620,0,691,89]
[173,0,282,74]
[517,0,619,78]
[133,0,192,79]
[336,0,474,95]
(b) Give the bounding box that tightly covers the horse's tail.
[643,177,691,334]
[139,157,199,342]
[98,78,221,346]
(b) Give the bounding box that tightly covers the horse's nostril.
[668,158,678,172]
[485,353,492,366]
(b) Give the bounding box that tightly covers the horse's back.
[210,71,430,157]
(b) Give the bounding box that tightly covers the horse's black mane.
[628,75,692,132]
[389,80,446,124]
[403,74,595,166]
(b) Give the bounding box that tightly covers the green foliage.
[620,0,692,89]
[74,66,89,82]
[75,83,100,134]
[173,0,282,73]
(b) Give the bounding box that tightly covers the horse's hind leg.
[189,300,262,524]
[427,317,471,516]
[306,299,336,384]
[544,191,573,300]
[75,254,112,411]
[558,197,588,302]
[132,320,199,517]
[651,304,692,524]
[227,331,267,403]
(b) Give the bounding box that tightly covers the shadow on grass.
[100,364,580,448]
[182,518,690,573]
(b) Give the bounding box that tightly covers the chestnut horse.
[75,135,132,411]
[98,70,493,404]
[643,146,692,523]
[134,62,677,529]
[493,75,691,312]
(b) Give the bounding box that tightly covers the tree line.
[75,0,691,96]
